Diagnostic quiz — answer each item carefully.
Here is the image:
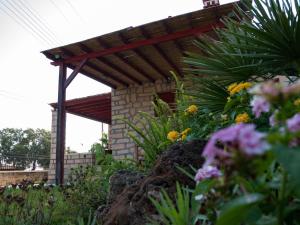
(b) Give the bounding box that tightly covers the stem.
[277,170,287,225]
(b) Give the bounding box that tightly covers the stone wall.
[110,80,175,159]
[0,171,48,186]
[48,110,95,184]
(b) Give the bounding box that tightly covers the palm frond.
[184,0,300,83]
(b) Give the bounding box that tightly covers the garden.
[1,0,300,224]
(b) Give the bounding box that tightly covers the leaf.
[216,194,264,225]
[273,145,300,191]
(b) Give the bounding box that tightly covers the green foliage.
[216,194,264,225]
[123,106,173,166]
[67,165,106,219]
[0,185,78,225]
[183,0,300,116]
[68,148,139,220]
[184,0,300,83]
[0,128,51,169]
[149,183,200,225]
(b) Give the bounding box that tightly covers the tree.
[0,128,51,170]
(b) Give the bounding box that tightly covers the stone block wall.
[111,79,175,159]
[48,110,95,184]
[0,171,48,186]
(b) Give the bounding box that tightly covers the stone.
[98,139,206,225]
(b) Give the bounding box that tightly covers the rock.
[98,139,206,225]
[107,170,145,204]
[96,170,144,218]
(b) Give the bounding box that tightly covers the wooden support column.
[55,63,67,185]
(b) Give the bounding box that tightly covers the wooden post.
[55,63,67,185]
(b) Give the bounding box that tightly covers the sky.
[0,0,233,152]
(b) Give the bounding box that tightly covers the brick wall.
[0,171,48,186]
[48,110,95,184]
[111,79,175,159]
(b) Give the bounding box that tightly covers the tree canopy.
[0,128,51,170]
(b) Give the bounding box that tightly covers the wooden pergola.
[42,2,237,184]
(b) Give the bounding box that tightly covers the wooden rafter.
[78,43,142,85]
[118,32,169,80]
[68,64,117,89]
[51,23,223,65]
[139,26,181,76]
[97,38,155,83]
[161,20,185,53]
[61,47,128,87]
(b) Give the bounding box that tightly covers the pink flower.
[194,165,221,182]
[202,124,269,165]
[287,113,300,132]
[269,113,276,127]
[238,125,269,155]
[282,80,300,97]
[251,96,270,118]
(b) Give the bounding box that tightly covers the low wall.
[0,170,48,186]
[48,153,95,184]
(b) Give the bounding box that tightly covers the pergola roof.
[42,2,236,89]
[50,93,111,124]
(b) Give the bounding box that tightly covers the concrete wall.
[0,171,48,186]
[110,79,175,159]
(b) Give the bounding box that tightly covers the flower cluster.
[235,112,250,123]
[287,113,300,133]
[194,165,221,182]
[250,96,270,118]
[167,128,191,142]
[227,82,252,96]
[250,79,300,102]
[202,123,269,166]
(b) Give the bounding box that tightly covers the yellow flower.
[294,98,300,106]
[235,113,250,123]
[181,128,191,136]
[243,82,252,89]
[227,83,238,92]
[186,105,198,114]
[167,131,179,142]
[228,82,252,96]
[181,134,187,141]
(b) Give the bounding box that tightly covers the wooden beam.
[66,111,111,124]
[78,43,143,85]
[61,48,128,87]
[118,32,169,80]
[51,23,223,65]
[69,65,117,89]
[85,60,129,87]
[56,63,67,185]
[65,58,87,88]
[161,20,185,52]
[97,38,155,83]
[139,26,181,76]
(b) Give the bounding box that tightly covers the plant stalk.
[277,170,287,225]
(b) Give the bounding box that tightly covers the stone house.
[42,1,237,184]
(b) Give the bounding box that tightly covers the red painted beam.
[51,22,223,66]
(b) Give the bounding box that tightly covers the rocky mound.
[97,139,206,225]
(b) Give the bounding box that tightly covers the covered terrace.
[42,2,237,184]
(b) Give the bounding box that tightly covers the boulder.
[98,139,206,225]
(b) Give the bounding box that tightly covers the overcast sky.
[0,0,233,152]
